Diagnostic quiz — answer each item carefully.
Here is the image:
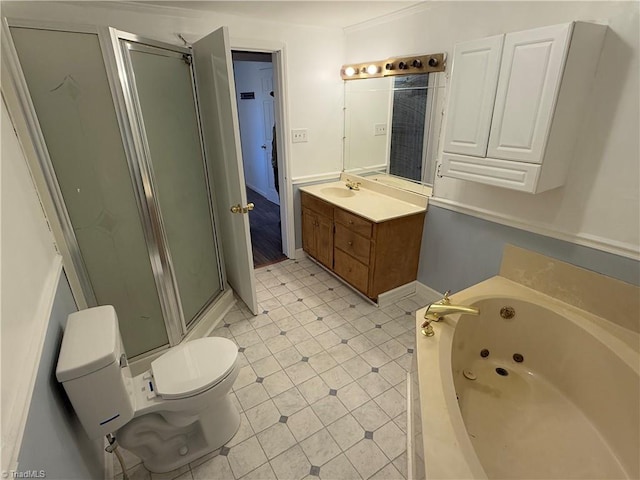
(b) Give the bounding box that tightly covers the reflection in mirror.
[343,72,446,189]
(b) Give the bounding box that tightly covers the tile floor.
[115,256,429,480]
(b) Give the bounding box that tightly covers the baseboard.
[377,281,417,308]
[415,282,444,302]
[185,289,236,341]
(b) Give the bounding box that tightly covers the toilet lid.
[151,337,238,400]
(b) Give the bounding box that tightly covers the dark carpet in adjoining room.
[246,188,287,268]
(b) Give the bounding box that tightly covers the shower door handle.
[230,203,255,214]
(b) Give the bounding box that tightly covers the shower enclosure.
[5,22,236,359]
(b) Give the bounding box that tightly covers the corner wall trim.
[429,197,640,261]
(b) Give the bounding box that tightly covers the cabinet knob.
[349,220,354,225]
[348,241,353,246]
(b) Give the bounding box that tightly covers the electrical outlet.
[374,123,387,136]
[291,129,308,143]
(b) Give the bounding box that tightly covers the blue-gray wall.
[418,205,640,293]
[17,271,104,480]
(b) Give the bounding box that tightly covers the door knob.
[261,144,267,149]
[230,203,255,214]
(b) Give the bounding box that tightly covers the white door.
[487,23,572,163]
[193,27,258,314]
[442,34,504,157]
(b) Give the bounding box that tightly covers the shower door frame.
[111,28,227,332]
[2,18,227,355]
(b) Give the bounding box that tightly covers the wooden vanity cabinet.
[301,193,333,269]
[301,191,425,300]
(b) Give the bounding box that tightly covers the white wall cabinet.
[441,22,607,193]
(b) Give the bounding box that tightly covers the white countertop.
[299,180,426,222]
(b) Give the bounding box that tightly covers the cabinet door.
[487,23,572,163]
[442,34,504,157]
[315,214,334,269]
[301,208,317,258]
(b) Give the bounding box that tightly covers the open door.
[193,27,258,314]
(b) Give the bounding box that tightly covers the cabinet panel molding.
[488,23,572,163]
[441,153,541,192]
[442,34,504,157]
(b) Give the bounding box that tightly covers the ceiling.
[129,1,420,29]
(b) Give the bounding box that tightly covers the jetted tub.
[409,276,639,480]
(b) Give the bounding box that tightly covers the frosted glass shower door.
[10,27,169,357]
[123,41,223,326]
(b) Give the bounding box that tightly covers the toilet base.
[117,394,241,473]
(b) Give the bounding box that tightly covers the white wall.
[1,0,345,181]
[0,97,62,470]
[346,1,639,259]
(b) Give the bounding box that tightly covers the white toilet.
[56,305,240,473]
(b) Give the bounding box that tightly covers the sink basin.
[321,187,356,198]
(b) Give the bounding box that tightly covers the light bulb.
[366,64,379,75]
[344,66,356,77]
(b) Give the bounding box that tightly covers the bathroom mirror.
[343,71,446,191]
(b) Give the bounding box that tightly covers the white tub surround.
[411,276,639,479]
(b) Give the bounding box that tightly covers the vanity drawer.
[334,208,372,238]
[335,224,370,265]
[334,249,369,294]
[301,191,333,218]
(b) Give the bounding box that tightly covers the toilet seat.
[151,337,238,400]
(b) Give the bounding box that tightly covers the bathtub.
[409,276,639,480]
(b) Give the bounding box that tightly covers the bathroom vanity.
[300,177,426,300]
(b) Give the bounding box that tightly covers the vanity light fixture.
[343,66,356,77]
[366,64,380,75]
[341,52,446,80]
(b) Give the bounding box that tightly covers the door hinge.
[182,54,192,66]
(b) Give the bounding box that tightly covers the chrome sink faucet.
[345,179,361,190]
[421,291,480,336]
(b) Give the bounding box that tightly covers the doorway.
[232,51,286,268]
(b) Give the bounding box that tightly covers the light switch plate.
[292,129,308,143]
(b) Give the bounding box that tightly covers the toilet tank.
[56,305,134,439]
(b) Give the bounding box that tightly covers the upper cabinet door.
[442,34,504,157]
[487,23,572,164]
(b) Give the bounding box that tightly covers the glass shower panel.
[11,28,169,357]
[126,43,222,325]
